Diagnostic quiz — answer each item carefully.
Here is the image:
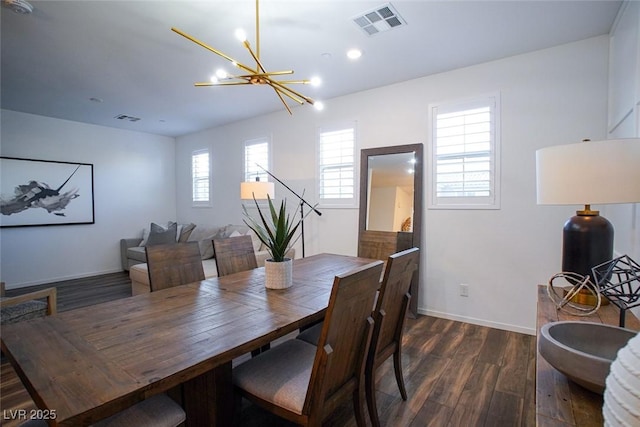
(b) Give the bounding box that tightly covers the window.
[192,149,210,206]
[317,125,356,207]
[428,94,500,209]
[244,137,270,182]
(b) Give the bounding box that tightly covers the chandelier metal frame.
[172,0,315,114]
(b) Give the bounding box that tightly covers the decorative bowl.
[539,321,637,394]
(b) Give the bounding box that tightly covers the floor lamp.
[536,138,640,303]
[240,177,275,201]
[241,167,321,258]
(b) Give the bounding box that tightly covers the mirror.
[358,144,423,316]
[365,152,416,232]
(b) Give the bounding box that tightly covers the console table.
[536,285,640,426]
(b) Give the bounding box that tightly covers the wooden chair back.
[212,235,258,277]
[364,247,419,426]
[371,247,419,364]
[303,260,384,422]
[145,242,205,292]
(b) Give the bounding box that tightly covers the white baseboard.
[418,308,536,336]
[5,268,125,290]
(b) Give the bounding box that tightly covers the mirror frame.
[358,143,423,316]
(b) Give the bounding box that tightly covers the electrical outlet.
[460,283,469,297]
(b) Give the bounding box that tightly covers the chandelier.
[172,0,318,114]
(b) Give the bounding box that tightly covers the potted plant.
[243,195,309,289]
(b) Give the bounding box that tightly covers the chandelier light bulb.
[235,28,247,42]
[347,49,362,60]
[314,101,325,111]
[210,75,219,83]
[216,69,228,79]
[310,76,322,87]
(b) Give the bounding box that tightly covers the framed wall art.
[0,157,95,228]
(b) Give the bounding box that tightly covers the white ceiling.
[1,0,623,137]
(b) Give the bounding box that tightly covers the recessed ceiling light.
[347,49,362,60]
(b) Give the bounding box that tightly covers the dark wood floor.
[1,272,536,426]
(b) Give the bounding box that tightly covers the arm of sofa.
[120,238,143,271]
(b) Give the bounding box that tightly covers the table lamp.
[536,138,640,300]
[240,177,275,200]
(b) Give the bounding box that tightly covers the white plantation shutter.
[318,126,356,205]
[244,137,269,182]
[192,149,210,205]
[429,95,500,209]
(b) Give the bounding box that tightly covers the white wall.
[0,110,176,288]
[606,1,640,263]
[175,36,610,334]
[605,1,640,317]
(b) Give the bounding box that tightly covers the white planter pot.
[264,258,293,289]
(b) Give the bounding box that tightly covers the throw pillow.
[146,222,178,246]
[178,223,196,242]
[198,233,218,260]
[140,227,151,247]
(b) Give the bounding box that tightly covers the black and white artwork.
[0,157,94,227]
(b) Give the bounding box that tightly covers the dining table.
[1,253,376,427]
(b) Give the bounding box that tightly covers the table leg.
[182,362,233,427]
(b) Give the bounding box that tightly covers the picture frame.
[0,157,95,228]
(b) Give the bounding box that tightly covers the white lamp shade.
[536,138,640,205]
[240,181,275,200]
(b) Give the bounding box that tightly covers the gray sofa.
[121,223,294,295]
[120,222,201,271]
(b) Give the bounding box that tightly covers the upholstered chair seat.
[0,283,56,326]
[1,300,48,324]
[233,339,317,414]
[91,394,185,427]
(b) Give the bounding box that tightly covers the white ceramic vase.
[264,258,293,289]
[603,331,640,426]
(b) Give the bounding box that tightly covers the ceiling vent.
[352,3,406,36]
[2,0,33,14]
[114,114,141,122]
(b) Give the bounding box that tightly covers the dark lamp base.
[562,213,614,282]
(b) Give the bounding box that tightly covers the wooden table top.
[1,253,375,426]
[536,285,640,426]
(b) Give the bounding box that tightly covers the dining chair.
[90,393,185,427]
[297,247,420,427]
[2,285,186,427]
[212,235,267,356]
[232,260,384,427]
[212,235,258,277]
[0,282,57,326]
[145,242,205,292]
[1,394,185,427]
